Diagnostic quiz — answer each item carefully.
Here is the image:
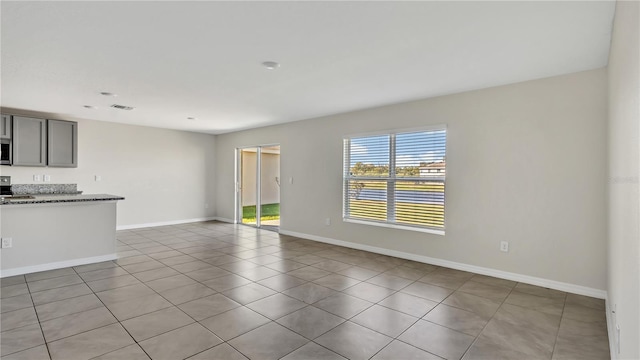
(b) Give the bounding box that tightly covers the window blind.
[343,128,446,232]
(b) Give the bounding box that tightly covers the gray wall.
[0,112,217,227]
[607,1,640,359]
[1,202,117,273]
[216,69,608,291]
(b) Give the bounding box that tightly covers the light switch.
[95,175,102,182]
[44,175,51,182]
[289,177,293,184]
[33,175,41,182]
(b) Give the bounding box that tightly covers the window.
[343,127,446,234]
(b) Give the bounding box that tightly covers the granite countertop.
[0,194,125,205]
[11,183,81,195]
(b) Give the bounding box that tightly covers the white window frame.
[343,126,446,236]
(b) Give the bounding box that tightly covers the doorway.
[236,145,280,231]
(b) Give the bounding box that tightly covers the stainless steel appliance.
[0,139,11,165]
[0,176,12,196]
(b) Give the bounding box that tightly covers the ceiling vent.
[110,104,135,111]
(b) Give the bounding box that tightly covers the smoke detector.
[261,61,280,70]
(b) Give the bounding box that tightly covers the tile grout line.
[0,275,52,359]
[6,222,603,360]
[117,225,296,358]
[70,226,243,358]
[23,275,55,360]
[456,280,519,360]
[377,275,475,360]
[152,230,393,359]
[105,249,225,357]
[549,292,569,359]
[23,254,197,358]
[182,235,437,359]
[141,225,445,357]
[366,273,437,358]
[274,263,442,358]
[13,236,430,360]
[109,229,320,358]
[70,265,145,359]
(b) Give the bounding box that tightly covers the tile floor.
[1,221,610,360]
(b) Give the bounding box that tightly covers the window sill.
[343,218,445,236]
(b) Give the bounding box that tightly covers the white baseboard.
[605,296,617,359]
[117,217,217,230]
[279,229,607,299]
[0,254,117,278]
[213,217,234,223]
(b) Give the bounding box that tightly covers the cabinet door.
[47,119,78,167]
[12,116,46,167]
[0,114,11,139]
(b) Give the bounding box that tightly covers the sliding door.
[239,147,259,226]
[237,145,280,230]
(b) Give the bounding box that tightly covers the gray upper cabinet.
[12,116,47,167]
[47,119,78,167]
[1,114,11,139]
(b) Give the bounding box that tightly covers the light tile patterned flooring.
[1,221,610,360]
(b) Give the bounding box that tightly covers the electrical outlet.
[1,237,12,248]
[616,325,620,354]
[500,241,509,252]
[325,218,331,226]
[33,175,41,182]
[43,175,51,182]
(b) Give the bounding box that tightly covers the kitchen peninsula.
[0,189,124,277]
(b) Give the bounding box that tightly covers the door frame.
[235,144,280,228]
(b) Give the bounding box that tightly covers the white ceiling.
[1,1,615,134]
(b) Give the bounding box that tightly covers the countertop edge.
[0,194,125,206]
